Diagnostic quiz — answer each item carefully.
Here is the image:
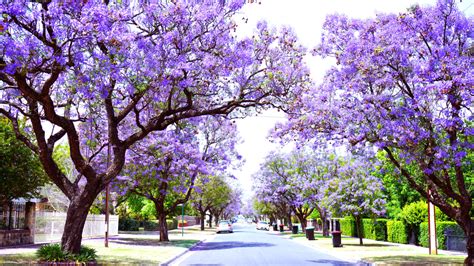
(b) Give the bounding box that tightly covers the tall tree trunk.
[200,211,205,231]
[463,219,473,265]
[354,215,363,245]
[296,213,307,231]
[208,214,213,228]
[287,213,293,228]
[158,212,169,242]
[317,207,329,237]
[61,193,96,253]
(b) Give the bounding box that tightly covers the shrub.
[419,221,464,249]
[340,217,356,237]
[36,244,67,262]
[362,219,388,241]
[36,244,97,263]
[143,220,159,231]
[387,220,408,244]
[399,201,427,226]
[167,219,178,230]
[119,218,140,231]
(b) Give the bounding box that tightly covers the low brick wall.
[0,229,33,247]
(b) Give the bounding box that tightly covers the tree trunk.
[200,212,205,231]
[214,212,219,226]
[208,214,213,228]
[287,213,293,228]
[321,214,329,237]
[354,215,363,245]
[296,213,307,231]
[61,194,96,253]
[158,212,169,242]
[463,219,474,265]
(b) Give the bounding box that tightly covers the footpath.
[271,229,466,265]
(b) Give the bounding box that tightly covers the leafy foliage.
[36,244,97,263]
[387,220,408,244]
[118,218,140,231]
[0,118,48,204]
[419,221,464,249]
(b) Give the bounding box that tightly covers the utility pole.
[105,143,110,248]
[428,190,437,255]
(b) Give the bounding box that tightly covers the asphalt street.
[169,223,354,266]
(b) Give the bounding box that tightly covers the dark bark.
[296,213,307,231]
[463,219,473,265]
[287,213,293,228]
[208,214,213,228]
[158,212,169,242]
[354,215,363,245]
[200,212,205,231]
[61,192,96,253]
[317,208,329,237]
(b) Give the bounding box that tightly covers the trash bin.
[331,231,342,247]
[273,224,278,231]
[279,224,284,232]
[292,225,299,234]
[306,227,315,240]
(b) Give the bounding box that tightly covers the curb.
[160,236,211,266]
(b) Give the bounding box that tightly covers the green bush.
[143,220,159,231]
[387,220,408,244]
[419,221,464,249]
[340,217,356,237]
[167,219,178,230]
[362,219,388,241]
[36,244,97,263]
[119,218,140,231]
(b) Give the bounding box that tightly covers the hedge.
[167,219,178,230]
[362,219,388,241]
[419,221,464,250]
[340,217,357,237]
[118,218,140,231]
[387,220,408,244]
[143,220,159,231]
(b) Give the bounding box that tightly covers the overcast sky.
[232,0,474,201]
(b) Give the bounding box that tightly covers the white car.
[216,220,233,233]
[256,221,270,231]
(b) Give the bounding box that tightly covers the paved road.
[170,223,354,266]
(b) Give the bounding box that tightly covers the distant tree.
[328,158,386,245]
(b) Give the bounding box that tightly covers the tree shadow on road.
[191,241,274,251]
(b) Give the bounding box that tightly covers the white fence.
[34,212,118,243]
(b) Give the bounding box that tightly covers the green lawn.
[0,237,200,265]
[363,255,465,265]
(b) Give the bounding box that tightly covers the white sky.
[232,0,474,201]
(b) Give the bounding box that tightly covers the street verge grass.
[363,255,464,265]
[290,234,466,264]
[0,234,201,264]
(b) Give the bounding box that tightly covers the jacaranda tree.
[118,116,239,241]
[0,0,309,253]
[279,1,473,262]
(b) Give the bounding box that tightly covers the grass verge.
[363,255,465,265]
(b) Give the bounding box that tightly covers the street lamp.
[177,203,185,237]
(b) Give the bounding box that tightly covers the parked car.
[216,220,233,233]
[256,221,270,231]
